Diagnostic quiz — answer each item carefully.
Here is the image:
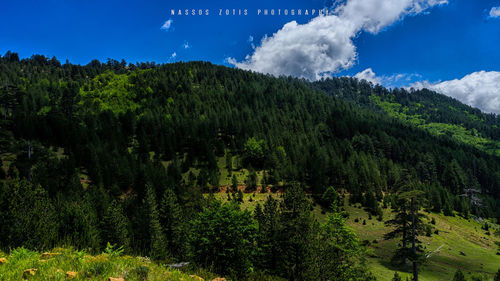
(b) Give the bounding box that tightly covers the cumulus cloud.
[229,0,447,80]
[354,68,381,84]
[161,19,173,31]
[489,7,500,18]
[411,71,500,114]
[171,52,177,59]
[183,41,191,49]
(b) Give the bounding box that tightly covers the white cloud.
[410,71,500,114]
[354,68,381,84]
[161,19,173,31]
[183,41,191,49]
[489,6,500,18]
[248,35,256,49]
[229,0,447,80]
[171,52,177,59]
[354,68,420,87]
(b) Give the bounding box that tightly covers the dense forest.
[1,52,500,280]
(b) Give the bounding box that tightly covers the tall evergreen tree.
[144,184,167,260]
[278,184,315,281]
[102,200,130,252]
[159,188,185,258]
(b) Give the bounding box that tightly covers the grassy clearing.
[343,203,500,281]
[218,193,500,281]
[0,247,217,281]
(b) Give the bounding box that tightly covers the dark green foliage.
[159,188,186,258]
[494,269,500,281]
[254,196,281,275]
[1,53,500,278]
[313,202,376,281]
[188,202,257,279]
[245,168,258,192]
[244,137,266,168]
[231,174,238,193]
[452,270,466,281]
[276,184,315,280]
[102,200,130,252]
[0,179,58,249]
[321,186,339,210]
[144,184,167,260]
[392,272,402,281]
[385,188,428,267]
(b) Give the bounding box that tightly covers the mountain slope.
[1,53,500,280]
[314,78,500,156]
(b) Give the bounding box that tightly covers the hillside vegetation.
[1,52,500,280]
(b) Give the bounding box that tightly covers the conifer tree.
[102,200,130,252]
[255,195,280,274]
[159,188,185,258]
[144,184,167,260]
[278,184,315,280]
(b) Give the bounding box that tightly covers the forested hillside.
[1,52,500,280]
[314,78,500,156]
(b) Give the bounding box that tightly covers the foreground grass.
[0,247,218,281]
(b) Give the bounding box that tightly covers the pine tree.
[226,151,232,176]
[245,168,258,192]
[102,200,130,252]
[159,188,185,258]
[144,184,167,260]
[278,184,315,280]
[321,186,339,210]
[255,195,280,274]
[231,174,238,193]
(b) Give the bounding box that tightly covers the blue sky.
[1,0,500,112]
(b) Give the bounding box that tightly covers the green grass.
[221,193,500,281]
[0,247,214,281]
[343,204,500,281]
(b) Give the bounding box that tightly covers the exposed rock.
[66,271,78,279]
[0,257,8,264]
[22,268,37,279]
[108,278,125,281]
[190,275,204,281]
